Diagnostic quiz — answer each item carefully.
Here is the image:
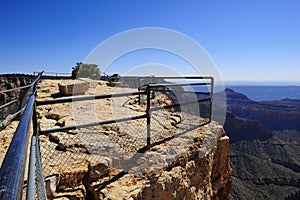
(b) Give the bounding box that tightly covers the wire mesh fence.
[39,118,148,177]
[0,74,214,199]
[0,80,36,130]
[0,72,44,199]
[37,77,213,182]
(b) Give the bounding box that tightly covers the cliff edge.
[1,78,232,199]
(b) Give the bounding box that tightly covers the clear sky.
[0,0,299,82]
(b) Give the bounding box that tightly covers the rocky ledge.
[97,126,232,200]
[34,79,232,199]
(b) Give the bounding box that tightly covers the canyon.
[225,89,300,200]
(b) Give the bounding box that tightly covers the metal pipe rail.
[145,82,210,88]
[149,97,212,112]
[148,89,210,95]
[0,73,41,94]
[0,72,44,199]
[33,71,71,76]
[136,76,213,105]
[38,77,214,149]
[0,72,44,126]
[0,84,32,94]
[124,75,214,80]
[0,73,214,199]
[0,99,18,110]
[0,94,35,199]
[40,114,147,135]
[36,91,146,106]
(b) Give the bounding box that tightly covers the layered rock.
[0,74,35,104]
[226,88,300,131]
[225,89,300,199]
[42,122,232,200]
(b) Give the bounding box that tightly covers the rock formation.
[225,89,300,199]
[226,88,300,131]
[0,74,35,104]
[33,79,232,199]
[0,74,36,130]
[58,78,96,96]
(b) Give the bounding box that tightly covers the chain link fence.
[0,72,44,199]
[0,77,35,130]
[37,77,213,193]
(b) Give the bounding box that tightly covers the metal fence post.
[26,136,37,200]
[146,85,151,148]
[209,77,214,123]
[138,78,141,105]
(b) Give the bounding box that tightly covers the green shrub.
[72,62,100,80]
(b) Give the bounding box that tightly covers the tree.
[71,62,100,79]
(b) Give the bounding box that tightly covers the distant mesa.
[225,88,300,132]
[224,111,272,143]
[225,88,252,102]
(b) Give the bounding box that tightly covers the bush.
[71,62,100,80]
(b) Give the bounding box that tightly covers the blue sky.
[0,0,299,82]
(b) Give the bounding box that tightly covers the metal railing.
[33,71,71,79]
[0,72,46,199]
[36,91,148,135]
[0,75,213,199]
[0,76,39,130]
[37,76,214,148]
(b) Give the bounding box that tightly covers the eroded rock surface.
[34,79,232,199]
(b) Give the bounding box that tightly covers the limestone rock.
[49,133,60,144]
[45,174,60,199]
[38,117,57,130]
[32,79,233,199]
[45,111,62,120]
[78,78,98,88]
[59,80,89,96]
[55,143,67,152]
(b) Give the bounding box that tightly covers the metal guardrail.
[0,72,46,199]
[0,75,213,199]
[33,71,71,77]
[0,74,43,130]
[33,71,72,80]
[37,76,214,148]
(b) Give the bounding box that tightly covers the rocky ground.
[1,79,232,199]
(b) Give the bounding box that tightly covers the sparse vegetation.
[110,73,120,82]
[36,111,42,120]
[71,62,100,80]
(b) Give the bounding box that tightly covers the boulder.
[58,80,89,96]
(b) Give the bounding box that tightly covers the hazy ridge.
[225,88,300,200]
